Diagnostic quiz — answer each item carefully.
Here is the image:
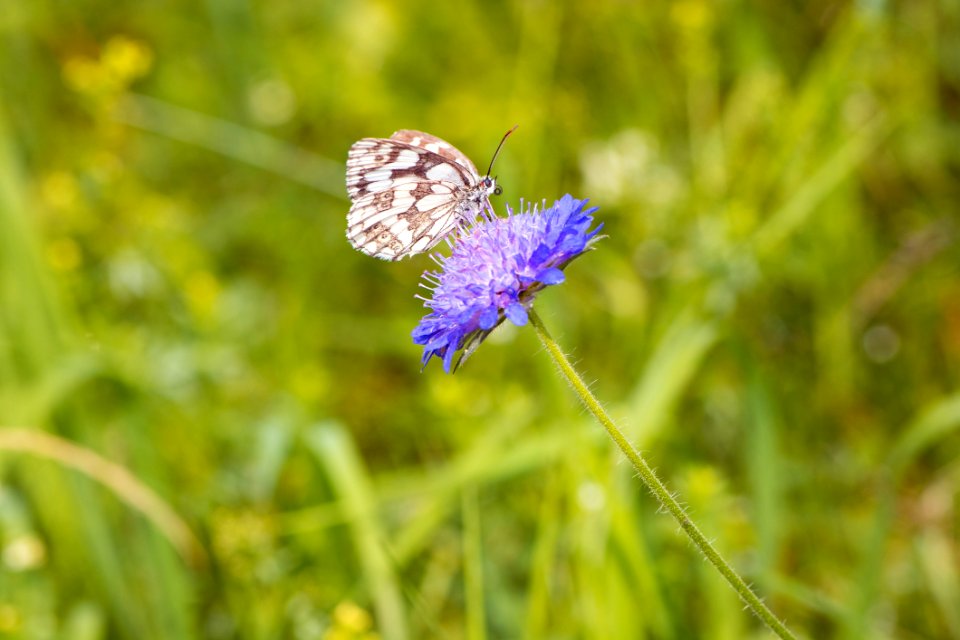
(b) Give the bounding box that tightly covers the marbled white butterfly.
[345,127,516,260]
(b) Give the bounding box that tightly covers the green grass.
[2,1,960,638]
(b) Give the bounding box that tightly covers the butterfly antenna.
[485,125,519,177]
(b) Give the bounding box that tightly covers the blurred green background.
[2,0,959,638]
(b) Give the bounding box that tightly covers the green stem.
[527,308,798,640]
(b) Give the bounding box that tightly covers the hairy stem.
[527,308,797,640]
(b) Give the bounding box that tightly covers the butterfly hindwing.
[346,180,464,261]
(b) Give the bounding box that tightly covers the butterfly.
[345,127,516,260]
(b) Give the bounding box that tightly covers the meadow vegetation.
[1,1,959,638]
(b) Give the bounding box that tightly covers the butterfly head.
[480,175,502,197]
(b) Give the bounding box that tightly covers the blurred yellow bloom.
[670,0,711,31]
[40,171,79,210]
[185,271,221,321]
[332,601,372,632]
[46,238,83,272]
[323,601,379,640]
[291,364,328,403]
[0,604,20,632]
[62,35,152,96]
[62,56,103,93]
[102,36,153,83]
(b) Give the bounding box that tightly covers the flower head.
[413,194,602,372]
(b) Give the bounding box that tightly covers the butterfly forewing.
[346,136,474,200]
[389,130,480,177]
[345,130,496,261]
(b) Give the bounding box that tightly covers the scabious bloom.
[413,194,602,372]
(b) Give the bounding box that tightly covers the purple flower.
[413,194,602,372]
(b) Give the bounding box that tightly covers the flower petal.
[478,306,499,330]
[412,195,601,371]
[539,268,565,285]
[505,302,528,326]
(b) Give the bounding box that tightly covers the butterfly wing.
[389,130,481,178]
[346,180,466,261]
[346,137,477,201]
[345,132,491,260]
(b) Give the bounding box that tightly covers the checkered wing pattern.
[345,130,494,261]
